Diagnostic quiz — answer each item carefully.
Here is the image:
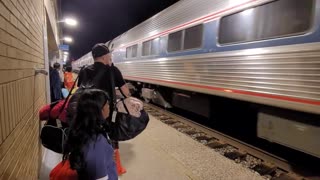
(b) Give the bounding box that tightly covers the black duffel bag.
[40,98,69,154]
[108,64,149,141]
[40,119,68,154]
[109,99,149,141]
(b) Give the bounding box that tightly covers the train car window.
[131,44,138,58]
[151,38,160,55]
[126,46,132,58]
[126,45,138,58]
[184,24,203,50]
[168,30,183,52]
[142,40,151,56]
[143,38,160,56]
[219,0,314,44]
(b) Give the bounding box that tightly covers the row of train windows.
[126,0,313,59]
[126,24,203,58]
[126,38,161,58]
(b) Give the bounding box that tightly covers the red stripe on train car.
[124,76,320,106]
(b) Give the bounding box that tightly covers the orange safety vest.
[64,72,74,91]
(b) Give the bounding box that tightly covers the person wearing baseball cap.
[76,43,129,175]
[91,43,112,66]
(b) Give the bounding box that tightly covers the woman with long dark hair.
[63,89,117,180]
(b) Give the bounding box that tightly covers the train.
[72,0,320,158]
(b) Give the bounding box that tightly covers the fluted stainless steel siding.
[111,0,268,48]
[116,43,320,114]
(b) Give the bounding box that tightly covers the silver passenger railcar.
[73,0,320,158]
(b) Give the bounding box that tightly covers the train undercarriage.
[126,80,320,159]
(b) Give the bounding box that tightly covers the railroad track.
[144,103,318,180]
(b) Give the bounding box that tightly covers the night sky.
[61,0,179,61]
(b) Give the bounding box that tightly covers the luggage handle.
[120,99,131,116]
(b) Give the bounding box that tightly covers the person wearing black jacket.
[77,43,129,175]
[50,63,62,102]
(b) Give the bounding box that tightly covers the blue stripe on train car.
[118,1,320,61]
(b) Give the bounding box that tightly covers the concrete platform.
[39,148,62,180]
[40,115,263,180]
[120,115,263,180]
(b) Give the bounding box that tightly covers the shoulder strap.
[110,64,117,106]
[46,101,60,125]
[58,66,85,115]
[110,65,127,98]
[110,64,131,115]
[121,99,131,115]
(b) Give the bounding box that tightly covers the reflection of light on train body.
[242,8,253,16]
[149,30,159,37]
[237,48,268,56]
[158,58,168,64]
[227,0,253,8]
[224,89,233,93]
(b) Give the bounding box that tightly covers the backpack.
[66,65,107,124]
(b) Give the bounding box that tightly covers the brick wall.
[0,0,46,179]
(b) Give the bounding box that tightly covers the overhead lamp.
[64,37,73,43]
[64,18,78,26]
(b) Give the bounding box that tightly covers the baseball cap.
[92,43,110,58]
